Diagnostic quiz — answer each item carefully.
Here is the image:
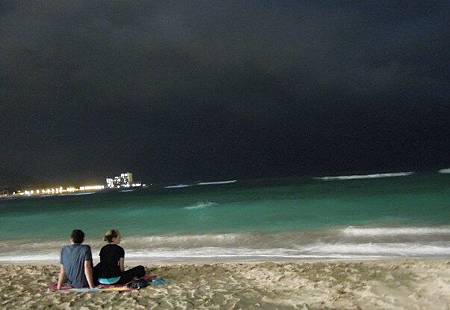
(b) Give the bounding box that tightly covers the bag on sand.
[127,279,149,290]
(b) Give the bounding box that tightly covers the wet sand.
[1,260,450,309]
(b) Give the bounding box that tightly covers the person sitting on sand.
[94,229,145,285]
[57,229,95,290]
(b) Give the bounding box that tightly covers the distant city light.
[2,172,145,199]
[80,185,105,191]
[11,184,105,197]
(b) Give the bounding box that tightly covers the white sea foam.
[123,248,357,260]
[2,240,450,262]
[122,234,239,248]
[0,254,59,262]
[184,201,218,210]
[165,184,191,189]
[3,242,448,262]
[196,180,237,185]
[2,226,450,262]
[438,168,450,174]
[0,251,357,262]
[0,247,368,262]
[315,172,414,181]
[301,242,450,256]
[342,226,450,237]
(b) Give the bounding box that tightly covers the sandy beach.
[1,260,449,309]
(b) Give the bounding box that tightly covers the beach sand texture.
[1,261,450,309]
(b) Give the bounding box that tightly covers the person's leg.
[116,265,146,284]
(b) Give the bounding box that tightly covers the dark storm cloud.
[0,1,449,187]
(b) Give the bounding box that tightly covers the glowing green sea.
[0,171,449,261]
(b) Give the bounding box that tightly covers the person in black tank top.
[94,229,145,285]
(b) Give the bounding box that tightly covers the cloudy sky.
[1,1,449,187]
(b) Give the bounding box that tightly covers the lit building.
[121,172,133,185]
[106,178,114,188]
[106,172,134,188]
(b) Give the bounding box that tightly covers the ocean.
[1,170,449,262]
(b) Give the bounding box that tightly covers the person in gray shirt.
[57,229,95,289]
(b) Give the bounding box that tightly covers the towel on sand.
[48,275,161,293]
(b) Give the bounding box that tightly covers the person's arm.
[119,246,125,272]
[118,257,125,272]
[57,264,66,290]
[84,260,95,289]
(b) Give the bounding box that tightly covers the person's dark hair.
[104,229,120,243]
[71,229,85,244]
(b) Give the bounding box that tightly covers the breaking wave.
[298,242,450,257]
[196,180,237,186]
[184,201,218,210]
[165,184,191,189]
[2,226,450,262]
[342,226,450,237]
[315,172,414,181]
[2,241,450,262]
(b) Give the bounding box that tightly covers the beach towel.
[48,275,160,293]
[48,282,134,293]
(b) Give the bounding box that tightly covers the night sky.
[1,1,449,188]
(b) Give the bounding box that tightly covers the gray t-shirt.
[60,244,92,288]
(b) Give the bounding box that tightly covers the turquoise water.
[0,171,449,261]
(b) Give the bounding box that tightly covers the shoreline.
[1,259,450,309]
[2,255,450,265]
